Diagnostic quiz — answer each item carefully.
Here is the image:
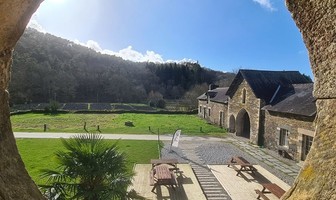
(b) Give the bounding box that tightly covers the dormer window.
[242,88,246,104]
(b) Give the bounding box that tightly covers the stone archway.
[229,115,235,133]
[236,109,250,139]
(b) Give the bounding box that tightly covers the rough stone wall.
[0,0,45,199]
[228,80,263,144]
[198,99,228,127]
[198,100,207,118]
[264,111,315,161]
[283,0,336,199]
[208,101,227,127]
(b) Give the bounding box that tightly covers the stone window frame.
[276,125,291,148]
[301,134,313,160]
[242,88,246,104]
[208,107,211,116]
[298,128,315,161]
[199,106,202,114]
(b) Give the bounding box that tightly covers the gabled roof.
[226,69,312,104]
[197,87,229,103]
[262,83,316,117]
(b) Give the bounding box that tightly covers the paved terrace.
[15,132,302,199]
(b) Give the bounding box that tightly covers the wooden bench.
[255,183,286,199]
[170,171,178,186]
[228,156,257,175]
[255,189,270,200]
[230,164,242,176]
[149,170,156,186]
[150,165,178,192]
[151,158,178,169]
[169,167,184,176]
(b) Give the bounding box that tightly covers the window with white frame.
[279,128,289,146]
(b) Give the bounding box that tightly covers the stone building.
[197,85,228,127]
[198,69,316,162]
[262,83,316,161]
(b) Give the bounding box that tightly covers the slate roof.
[197,87,229,103]
[262,83,316,117]
[226,69,312,104]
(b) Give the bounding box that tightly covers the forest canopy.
[10,28,234,105]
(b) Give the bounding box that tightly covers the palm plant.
[39,133,133,200]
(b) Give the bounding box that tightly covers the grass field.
[11,113,226,136]
[17,138,159,185]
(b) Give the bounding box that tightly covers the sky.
[28,0,314,78]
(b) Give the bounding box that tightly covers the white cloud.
[86,40,103,52]
[27,17,195,64]
[253,0,276,11]
[166,58,197,64]
[104,45,164,63]
[74,40,195,64]
[27,18,47,33]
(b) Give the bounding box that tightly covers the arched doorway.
[236,109,250,139]
[229,115,235,133]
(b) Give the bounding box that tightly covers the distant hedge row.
[10,103,197,115]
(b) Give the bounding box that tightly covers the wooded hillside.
[10,28,234,105]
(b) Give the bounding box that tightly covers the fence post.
[157,128,160,159]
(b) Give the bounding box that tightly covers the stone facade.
[198,99,227,127]
[264,111,315,161]
[198,71,316,162]
[227,80,264,144]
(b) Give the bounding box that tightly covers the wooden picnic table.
[150,165,178,192]
[151,158,178,169]
[227,156,257,176]
[255,183,286,199]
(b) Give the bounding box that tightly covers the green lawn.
[17,138,159,185]
[11,113,226,136]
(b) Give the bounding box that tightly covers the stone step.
[200,183,222,187]
[198,178,217,181]
[194,171,211,174]
[202,187,224,190]
[206,193,230,197]
[203,187,226,191]
[194,172,212,175]
[207,197,231,200]
[198,181,219,184]
[193,168,210,171]
[195,174,213,177]
[202,188,224,192]
[179,146,231,200]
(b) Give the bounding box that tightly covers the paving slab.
[209,165,290,200]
